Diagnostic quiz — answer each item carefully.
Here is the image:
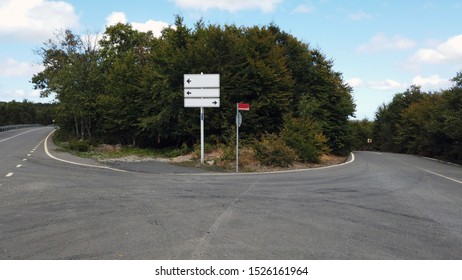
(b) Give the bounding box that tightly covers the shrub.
[254,133,297,167]
[192,142,214,159]
[281,117,329,163]
[68,139,91,152]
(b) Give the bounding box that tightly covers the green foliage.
[349,119,374,150]
[254,133,297,167]
[0,100,55,126]
[68,139,91,152]
[281,117,329,163]
[373,85,426,152]
[193,142,213,159]
[32,17,355,157]
[373,75,462,164]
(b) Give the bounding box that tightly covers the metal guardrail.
[0,124,43,132]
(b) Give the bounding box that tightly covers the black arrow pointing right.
[212,101,217,105]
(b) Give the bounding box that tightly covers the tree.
[349,119,373,150]
[32,17,356,157]
[0,100,55,126]
[32,29,101,140]
[372,72,462,163]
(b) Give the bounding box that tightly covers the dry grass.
[91,145,348,172]
[210,147,347,172]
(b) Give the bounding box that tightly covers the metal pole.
[236,103,239,173]
[201,107,204,164]
[200,72,204,165]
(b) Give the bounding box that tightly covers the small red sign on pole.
[238,103,250,111]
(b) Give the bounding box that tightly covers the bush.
[281,117,329,163]
[166,143,190,157]
[68,139,91,152]
[192,142,214,159]
[53,128,73,143]
[254,133,297,167]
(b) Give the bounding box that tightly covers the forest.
[0,100,54,126]
[6,16,460,165]
[31,16,356,163]
[371,72,462,164]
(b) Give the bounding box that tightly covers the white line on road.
[0,128,44,143]
[27,154,31,157]
[16,164,22,168]
[5,172,14,177]
[42,129,355,176]
[421,168,462,185]
[44,130,126,172]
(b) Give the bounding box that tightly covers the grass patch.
[52,129,191,161]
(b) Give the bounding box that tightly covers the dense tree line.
[349,118,373,151]
[32,16,355,156]
[0,100,54,126]
[372,72,462,163]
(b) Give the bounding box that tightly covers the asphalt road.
[1,127,461,259]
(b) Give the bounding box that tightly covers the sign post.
[236,103,250,172]
[184,73,220,164]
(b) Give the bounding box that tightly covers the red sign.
[238,103,250,111]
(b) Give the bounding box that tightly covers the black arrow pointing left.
[187,78,191,84]
[187,91,192,95]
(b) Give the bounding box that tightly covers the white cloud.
[349,11,372,21]
[15,89,41,99]
[368,79,405,91]
[0,58,44,77]
[106,12,171,38]
[292,4,314,14]
[106,12,127,26]
[358,33,416,53]
[412,75,451,90]
[172,0,283,13]
[346,78,363,88]
[410,34,462,64]
[1,88,41,101]
[0,0,79,41]
[132,20,171,38]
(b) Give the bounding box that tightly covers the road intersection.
[1,127,461,259]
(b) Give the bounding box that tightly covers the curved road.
[1,127,461,259]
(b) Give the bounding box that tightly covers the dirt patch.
[99,153,193,163]
[227,152,348,172]
[97,148,347,172]
[203,148,347,172]
[95,144,122,153]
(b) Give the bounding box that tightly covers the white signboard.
[184,88,220,98]
[184,74,220,88]
[184,98,220,108]
[183,73,221,164]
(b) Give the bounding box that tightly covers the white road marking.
[421,168,462,185]
[44,130,126,172]
[43,129,355,176]
[0,128,44,143]
[423,157,461,167]
[27,154,31,157]
[23,159,27,161]
[16,164,22,168]
[6,172,14,177]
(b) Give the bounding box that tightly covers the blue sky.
[1,0,461,119]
